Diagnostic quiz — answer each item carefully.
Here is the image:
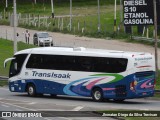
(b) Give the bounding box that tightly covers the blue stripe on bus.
[9,72,155,99]
[63,77,98,96]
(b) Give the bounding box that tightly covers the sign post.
[153,0,158,78]
[114,0,117,32]
[6,0,8,8]
[13,0,17,54]
[51,0,54,18]
[97,0,101,32]
[70,0,72,31]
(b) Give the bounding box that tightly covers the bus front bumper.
[9,80,26,92]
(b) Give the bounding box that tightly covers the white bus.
[4,47,155,102]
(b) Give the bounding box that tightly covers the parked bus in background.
[4,47,155,102]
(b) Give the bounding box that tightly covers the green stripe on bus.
[90,74,124,83]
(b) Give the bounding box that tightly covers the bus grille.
[135,71,154,78]
[115,85,127,97]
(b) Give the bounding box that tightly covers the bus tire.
[27,84,36,97]
[91,88,104,102]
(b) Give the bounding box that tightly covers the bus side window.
[75,57,92,72]
[26,54,128,73]
[26,54,40,69]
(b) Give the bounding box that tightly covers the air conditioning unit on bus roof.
[73,47,86,51]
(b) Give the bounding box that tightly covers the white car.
[33,32,53,46]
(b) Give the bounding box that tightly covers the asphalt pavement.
[0,87,118,120]
[0,87,160,120]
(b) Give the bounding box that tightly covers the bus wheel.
[27,84,36,97]
[91,88,103,102]
[114,99,125,102]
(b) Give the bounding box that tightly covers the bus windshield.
[9,54,28,78]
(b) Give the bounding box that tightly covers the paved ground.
[0,25,160,68]
[0,87,160,120]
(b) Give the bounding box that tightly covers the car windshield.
[38,33,49,38]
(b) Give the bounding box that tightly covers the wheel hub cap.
[94,91,101,100]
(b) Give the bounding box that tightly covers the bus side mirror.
[4,62,7,68]
[4,58,15,68]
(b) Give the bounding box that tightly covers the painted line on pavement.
[15,109,22,111]
[71,106,84,111]
[58,117,72,120]
[28,102,36,105]
[36,109,65,111]
[1,104,9,108]
[0,101,36,111]
[0,97,37,104]
[43,118,53,120]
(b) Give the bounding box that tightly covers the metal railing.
[0,76,8,80]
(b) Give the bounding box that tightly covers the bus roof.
[15,47,152,58]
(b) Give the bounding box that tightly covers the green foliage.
[0,0,119,13]
[156,70,160,90]
[1,0,159,40]
[0,19,9,25]
[0,80,8,86]
[0,39,13,76]
[0,38,36,76]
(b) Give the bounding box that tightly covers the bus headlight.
[130,87,134,90]
[11,87,15,91]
